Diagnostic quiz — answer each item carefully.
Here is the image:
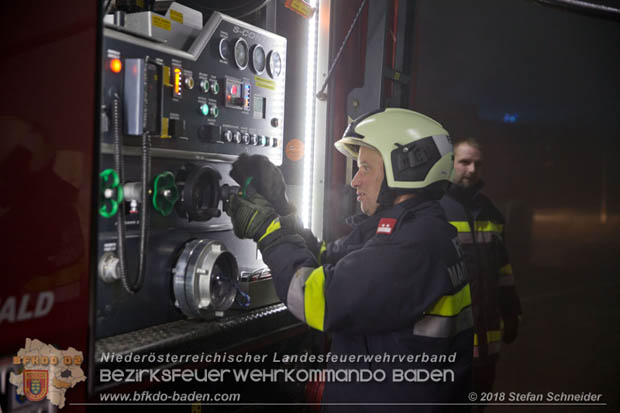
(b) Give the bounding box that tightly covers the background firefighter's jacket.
[440,182,522,362]
[262,196,474,411]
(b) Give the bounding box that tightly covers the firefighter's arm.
[226,194,459,335]
[264,233,457,335]
[497,230,522,344]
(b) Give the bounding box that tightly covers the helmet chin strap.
[377,178,398,207]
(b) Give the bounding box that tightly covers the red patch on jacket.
[376,218,397,235]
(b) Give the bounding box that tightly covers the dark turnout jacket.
[262,196,473,412]
[440,183,522,362]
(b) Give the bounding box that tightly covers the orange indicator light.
[109,58,122,73]
[174,68,182,96]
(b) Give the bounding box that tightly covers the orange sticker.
[284,0,316,19]
[285,138,305,162]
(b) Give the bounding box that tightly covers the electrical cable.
[111,93,149,294]
[104,0,114,15]
[316,0,368,99]
[135,130,151,293]
[533,0,620,16]
[111,94,129,293]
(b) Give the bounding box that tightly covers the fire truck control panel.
[96,9,288,341]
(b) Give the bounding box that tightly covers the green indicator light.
[211,82,220,94]
[200,103,210,116]
[259,136,266,146]
[211,106,220,118]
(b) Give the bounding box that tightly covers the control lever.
[219,184,239,213]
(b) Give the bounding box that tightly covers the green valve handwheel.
[99,169,123,218]
[153,171,179,216]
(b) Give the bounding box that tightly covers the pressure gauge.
[250,44,266,75]
[218,38,230,61]
[267,50,282,78]
[233,38,249,70]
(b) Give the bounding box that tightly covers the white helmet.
[334,108,453,191]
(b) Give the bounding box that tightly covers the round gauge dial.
[267,50,282,78]
[250,44,266,74]
[233,38,249,70]
[218,38,230,60]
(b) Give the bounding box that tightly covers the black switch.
[198,124,222,143]
[169,118,185,137]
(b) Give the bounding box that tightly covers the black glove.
[230,153,296,216]
[226,191,277,241]
[502,316,519,344]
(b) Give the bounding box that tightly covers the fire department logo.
[9,338,87,409]
[376,218,397,235]
[24,370,48,402]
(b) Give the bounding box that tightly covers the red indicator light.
[231,85,238,95]
[109,58,122,73]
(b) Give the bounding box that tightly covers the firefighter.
[439,137,522,411]
[226,108,473,412]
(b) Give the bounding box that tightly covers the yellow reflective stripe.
[318,241,327,265]
[258,218,281,242]
[427,284,471,317]
[449,221,470,232]
[487,329,502,343]
[304,267,326,331]
[499,264,513,275]
[449,220,503,233]
[474,221,503,233]
[247,211,259,232]
[473,330,502,346]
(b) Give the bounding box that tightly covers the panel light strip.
[301,0,319,229]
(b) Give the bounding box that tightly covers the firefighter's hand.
[226,191,278,243]
[502,316,519,344]
[230,153,296,216]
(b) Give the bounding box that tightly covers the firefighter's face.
[351,146,385,216]
[453,143,482,188]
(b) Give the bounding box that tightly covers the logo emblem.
[10,338,87,409]
[24,370,48,402]
[376,218,397,235]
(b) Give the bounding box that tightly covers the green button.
[200,103,210,116]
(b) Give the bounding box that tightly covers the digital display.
[225,79,243,109]
[253,95,266,119]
